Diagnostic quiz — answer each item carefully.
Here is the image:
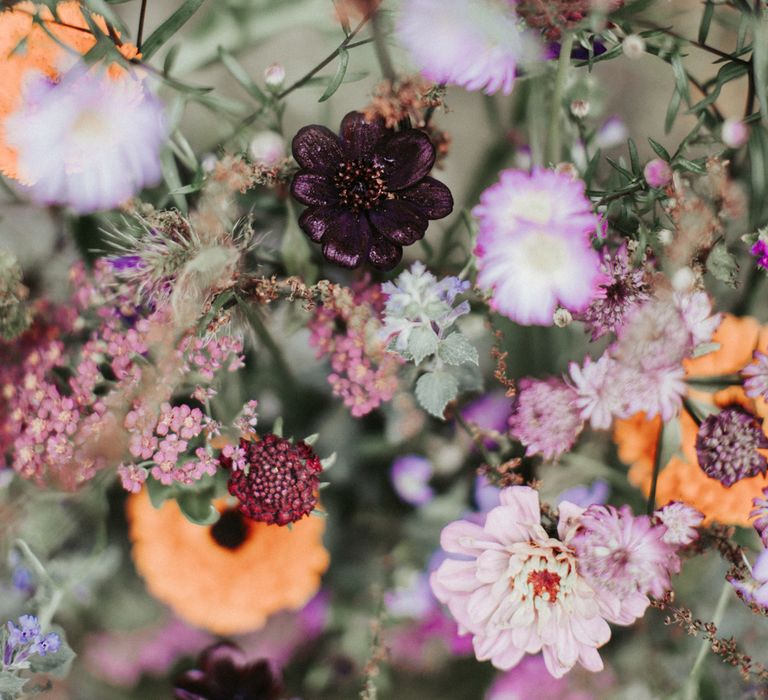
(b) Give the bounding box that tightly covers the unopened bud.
[722,118,749,149]
[570,99,589,119]
[622,34,646,60]
[553,308,573,327]
[264,63,286,89]
[248,131,285,167]
[554,162,579,180]
[657,228,674,246]
[644,158,672,188]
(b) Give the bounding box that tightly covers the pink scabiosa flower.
[5,65,166,213]
[473,169,602,326]
[571,505,680,624]
[396,0,539,96]
[654,501,704,547]
[430,486,612,678]
[508,378,583,460]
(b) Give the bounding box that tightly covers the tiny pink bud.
[722,118,749,149]
[264,63,286,89]
[644,158,672,188]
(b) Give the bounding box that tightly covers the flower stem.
[546,33,574,165]
[646,421,665,515]
[683,580,732,700]
[454,411,496,468]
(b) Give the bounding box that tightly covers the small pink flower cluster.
[179,334,245,381]
[309,282,402,417]
[431,486,700,678]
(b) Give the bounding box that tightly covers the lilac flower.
[695,407,768,487]
[474,474,501,513]
[473,169,603,326]
[655,501,704,547]
[508,378,584,460]
[396,0,539,96]
[290,112,453,270]
[390,455,435,506]
[3,615,60,670]
[743,350,768,401]
[730,549,768,609]
[751,488,768,547]
[5,65,166,213]
[557,479,610,508]
[461,392,513,450]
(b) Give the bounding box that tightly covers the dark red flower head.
[226,434,322,526]
[290,111,453,270]
[173,643,285,700]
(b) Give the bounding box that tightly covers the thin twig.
[137,0,149,52]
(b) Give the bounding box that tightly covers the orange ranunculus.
[614,314,768,526]
[127,491,330,635]
[0,1,138,180]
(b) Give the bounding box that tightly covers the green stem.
[546,33,574,165]
[646,421,664,515]
[683,581,732,700]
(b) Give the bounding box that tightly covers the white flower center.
[520,232,568,273]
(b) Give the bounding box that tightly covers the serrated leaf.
[318,47,349,102]
[177,493,220,525]
[28,626,75,679]
[407,326,439,365]
[415,370,459,419]
[706,240,740,287]
[140,0,207,61]
[437,332,479,366]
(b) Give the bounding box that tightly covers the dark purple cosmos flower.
[290,111,453,270]
[174,643,285,700]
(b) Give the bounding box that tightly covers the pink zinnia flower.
[473,169,602,325]
[5,65,166,213]
[430,486,611,678]
[396,0,539,95]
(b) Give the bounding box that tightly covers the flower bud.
[622,34,646,60]
[722,118,749,149]
[553,308,573,327]
[264,63,285,90]
[644,158,672,188]
[570,99,589,119]
[248,131,285,167]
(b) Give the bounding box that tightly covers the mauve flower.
[290,111,453,270]
[743,350,768,400]
[751,488,768,547]
[430,486,612,678]
[644,158,672,188]
[173,643,284,700]
[390,454,435,506]
[730,549,768,610]
[654,501,703,547]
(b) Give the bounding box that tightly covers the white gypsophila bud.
[553,308,573,327]
[264,63,286,89]
[201,153,217,173]
[722,118,749,149]
[248,131,286,167]
[657,228,674,246]
[570,99,590,119]
[622,34,646,60]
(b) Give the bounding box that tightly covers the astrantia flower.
[695,407,768,487]
[5,66,166,213]
[225,435,322,526]
[571,505,679,621]
[173,643,285,700]
[290,111,453,269]
[508,378,583,460]
[430,486,611,678]
[396,0,539,95]
[655,501,703,547]
[473,169,602,325]
[128,492,329,634]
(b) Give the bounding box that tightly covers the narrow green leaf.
[318,47,349,102]
[627,138,640,174]
[670,53,691,104]
[698,0,715,45]
[163,44,181,77]
[218,47,268,103]
[583,148,602,188]
[665,87,682,133]
[140,0,207,61]
[648,138,671,161]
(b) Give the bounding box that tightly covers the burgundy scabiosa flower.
[695,407,768,487]
[290,111,453,270]
[226,434,322,526]
[174,642,285,700]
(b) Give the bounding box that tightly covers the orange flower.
[614,314,768,526]
[0,1,138,180]
[127,491,330,634]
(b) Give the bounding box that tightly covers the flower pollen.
[334,159,388,210]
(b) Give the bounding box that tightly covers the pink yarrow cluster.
[308,282,401,417]
[430,487,694,678]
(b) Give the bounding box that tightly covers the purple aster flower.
[577,245,650,340]
[743,350,768,401]
[290,112,453,270]
[173,643,285,700]
[751,240,768,270]
[461,392,513,450]
[508,377,583,460]
[695,407,768,487]
[390,455,435,506]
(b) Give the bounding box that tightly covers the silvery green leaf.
[706,240,739,287]
[415,370,459,419]
[28,626,75,679]
[0,672,28,695]
[177,493,220,526]
[407,326,439,365]
[691,342,720,358]
[437,332,479,366]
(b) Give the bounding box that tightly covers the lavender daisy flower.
[695,407,768,487]
[743,350,768,401]
[5,65,166,214]
[290,112,453,270]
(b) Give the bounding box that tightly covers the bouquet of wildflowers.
[3,0,768,697]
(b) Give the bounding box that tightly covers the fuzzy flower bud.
[264,63,286,89]
[622,34,646,60]
[722,118,749,149]
[570,99,589,119]
[644,158,672,188]
[248,131,285,167]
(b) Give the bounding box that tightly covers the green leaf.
[627,138,640,174]
[318,47,349,102]
[163,44,181,77]
[415,370,459,419]
[140,0,207,61]
[657,419,682,470]
[177,492,220,525]
[218,47,268,103]
[665,86,682,133]
[698,0,715,45]
[648,137,671,161]
[406,326,439,365]
[437,332,479,367]
[0,672,28,695]
[706,240,740,287]
[28,626,75,679]
[753,17,768,124]
[146,477,175,509]
[675,157,706,174]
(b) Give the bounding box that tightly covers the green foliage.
[415,370,459,419]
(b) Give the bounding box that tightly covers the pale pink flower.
[643,158,672,188]
[118,464,148,494]
[430,486,612,678]
[473,169,602,325]
[655,501,704,546]
[742,351,768,401]
[568,354,624,430]
[673,291,721,347]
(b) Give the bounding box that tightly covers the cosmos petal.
[298,206,343,243]
[368,199,428,246]
[399,176,454,219]
[374,129,436,191]
[321,209,369,268]
[292,125,345,174]
[339,111,388,159]
[367,235,402,271]
[291,172,339,207]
